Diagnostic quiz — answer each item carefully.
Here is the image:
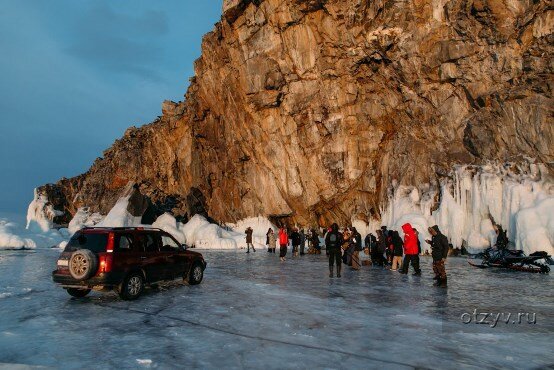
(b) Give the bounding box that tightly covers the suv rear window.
[65,232,108,253]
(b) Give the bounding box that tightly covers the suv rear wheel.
[118,272,145,300]
[66,288,91,298]
[188,263,204,285]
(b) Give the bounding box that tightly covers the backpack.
[328,232,339,249]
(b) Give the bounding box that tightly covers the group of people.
[248,222,450,287]
[264,227,321,262]
[324,223,450,286]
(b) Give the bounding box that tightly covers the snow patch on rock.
[182,215,240,250]
[226,216,278,246]
[68,208,104,234]
[355,163,554,255]
[26,189,63,232]
[152,213,186,244]
[97,196,141,228]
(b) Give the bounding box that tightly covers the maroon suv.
[52,227,207,300]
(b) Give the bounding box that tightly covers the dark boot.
[413,270,421,276]
[329,266,333,278]
[439,277,447,287]
[337,264,342,278]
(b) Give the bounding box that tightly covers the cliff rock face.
[39,0,553,226]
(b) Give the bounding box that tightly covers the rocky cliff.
[38,0,553,227]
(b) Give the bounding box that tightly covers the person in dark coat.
[494,225,509,250]
[266,228,272,252]
[391,231,404,271]
[367,233,377,262]
[311,229,321,254]
[350,227,362,270]
[325,223,343,278]
[299,229,306,255]
[386,231,394,265]
[245,227,255,253]
[290,228,301,257]
[413,228,422,255]
[267,228,276,253]
[426,225,449,287]
[375,229,387,266]
[400,223,421,275]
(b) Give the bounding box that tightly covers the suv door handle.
[140,256,147,260]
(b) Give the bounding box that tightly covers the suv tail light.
[106,233,115,253]
[98,254,113,274]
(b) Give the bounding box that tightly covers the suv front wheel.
[118,273,145,300]
[187,263,204,285]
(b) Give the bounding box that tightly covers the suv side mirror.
[181,244,187,250]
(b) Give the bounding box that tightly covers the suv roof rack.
[81,226,166,232]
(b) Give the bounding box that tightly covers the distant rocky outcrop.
[37,0,553,227]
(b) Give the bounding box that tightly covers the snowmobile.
[468,247,552,273]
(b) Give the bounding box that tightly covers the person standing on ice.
[325,223,343,277]
[278,227,289,262]
[426,225,448,287]
[366,233,377,262]
[290,228,301,257]
[494,225,509,250]
[375,230,386,266]
[386,230,394,266]
[266,228,271,252]
[413,228,422,255]
[299,229,307,256]
[311,229,321,254]
[245,227,256,253]
[391,230,404,271]
[350,227,362,270]
[400,223,421,275]
[267,228,276,253]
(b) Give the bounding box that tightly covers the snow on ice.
[1,218,64,250]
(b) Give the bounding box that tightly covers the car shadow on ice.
[65,279,202,305]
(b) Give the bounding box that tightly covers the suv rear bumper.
[52,271,124,289]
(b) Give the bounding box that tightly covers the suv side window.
[117,234,134,252]
[161,234,180,252]
[144,233,160,253]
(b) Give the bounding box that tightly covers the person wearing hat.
[245,227,255,253]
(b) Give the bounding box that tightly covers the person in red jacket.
[278,227,289,262]
[400,223,421,275]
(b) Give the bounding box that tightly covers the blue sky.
[0,1,222,217]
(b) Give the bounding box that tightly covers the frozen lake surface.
[0,249,552,369]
